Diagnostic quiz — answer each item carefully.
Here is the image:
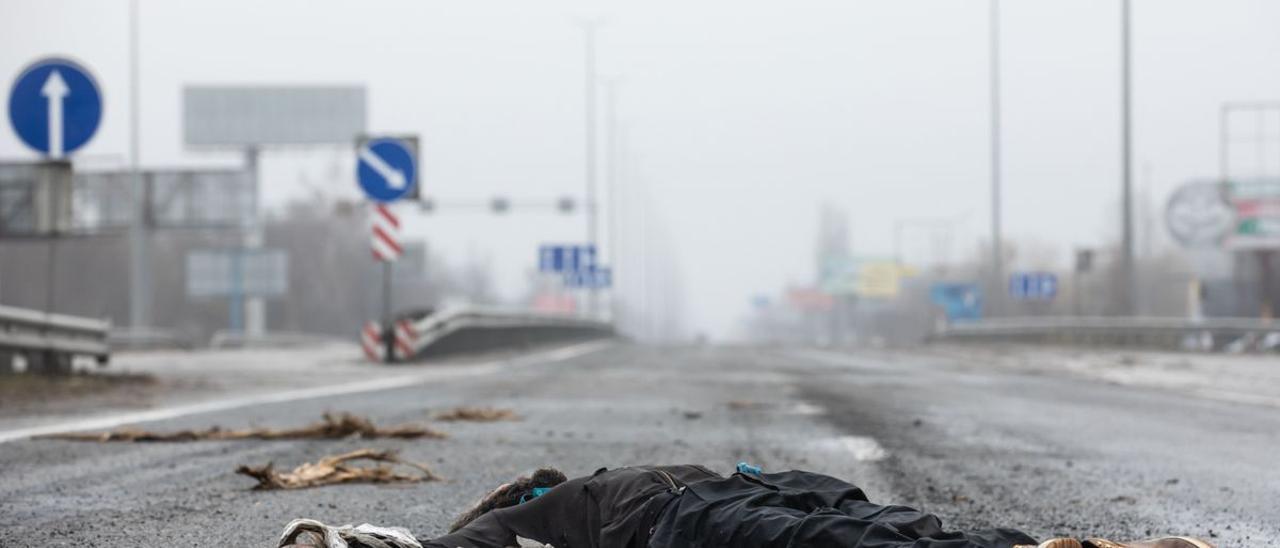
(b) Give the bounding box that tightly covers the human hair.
[448,468,567,532]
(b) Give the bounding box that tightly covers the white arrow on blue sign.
[357,137,418,203]
[7,57,103,159]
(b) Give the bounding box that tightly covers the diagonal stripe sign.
[371,204,402,262]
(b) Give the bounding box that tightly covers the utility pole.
[582,22,600,320]
[1120,0,1135,315]
[988,0,1004,316]
[127,0,151,330]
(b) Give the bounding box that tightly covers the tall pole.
[603,78,619,322]
[127,0,151,330]
[582,22,600,320]
[988,0,1003,315]
[1120,0,1135,315]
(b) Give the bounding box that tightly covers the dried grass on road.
[35,412,448,442]
[432,406,519,422]
[237,448,441,490]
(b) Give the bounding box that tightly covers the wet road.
[1,343,1274,546]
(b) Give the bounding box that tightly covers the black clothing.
[650,469,1037,548]
[423,465,720,548]
[426,466,1037,548]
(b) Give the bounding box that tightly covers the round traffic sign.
[8,57,102,158]
[1165,181,1234,248]
[357,138,417,203]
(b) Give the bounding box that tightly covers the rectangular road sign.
[1009,271,1057,301]
[186,248,289,298]
[564,266,612,289]
[539,244,596,273]
[183,86,366,146]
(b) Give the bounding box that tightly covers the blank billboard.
[183,86,366,146]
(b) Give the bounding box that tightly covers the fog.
[3,0,1279,340]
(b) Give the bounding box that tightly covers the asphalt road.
[1,343,1274,546]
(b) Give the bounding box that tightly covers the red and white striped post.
[394,319,417,361]
[372,204,401,362]
[361,321,383,363]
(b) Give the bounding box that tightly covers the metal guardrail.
[386,305,613,362]
[0,304,111,373]
[933,316,1280,351]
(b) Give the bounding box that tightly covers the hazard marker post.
[356,136,419,362]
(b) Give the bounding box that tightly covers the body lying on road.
[277,464,1213,548]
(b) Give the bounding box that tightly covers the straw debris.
[432,406,520,422]
[36,412,448,442]
[237,448,441,490]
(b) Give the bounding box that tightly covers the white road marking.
[0,340,613,444]
[809,435,889,462]
[787,402,826,416]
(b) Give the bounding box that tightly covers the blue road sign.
[539,244,596,273]
[1009,272,1058,301]
[8,57,102,158]
[930,282,982,320]
[564,266,612,289]
[357,137,417,203]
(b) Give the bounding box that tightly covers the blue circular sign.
[8,57,102,158]
[356,138,417,203]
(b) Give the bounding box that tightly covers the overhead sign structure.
[357,136,419,203]
[8,58,102,159]
[538,244,610,289]
[539,244,597,274]
[564,266,612,289]
[1009,272,1058,301]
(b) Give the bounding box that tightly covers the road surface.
[1,343,1274,546]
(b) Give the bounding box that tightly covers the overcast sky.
[4,0,1280,339]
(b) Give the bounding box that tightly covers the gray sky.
[3,0,1280,339]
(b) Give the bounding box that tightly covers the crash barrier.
[0,304,111,374]
[933,316,1280,352]
[361,306,614,363]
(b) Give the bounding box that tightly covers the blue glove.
[737,462,763,476]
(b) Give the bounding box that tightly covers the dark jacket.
[423,464,720,548]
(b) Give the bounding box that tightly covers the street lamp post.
[989,0,1004,316]
[582,22,600,320]
[1120,0,1136,315]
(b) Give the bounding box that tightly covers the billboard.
[183,86,367,146]
[820,256,912,298]
[1226,179,1280,249]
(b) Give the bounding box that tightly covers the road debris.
[35,412,448,442]
[432,406,519,422]
[239,449,441,491]
[278,518,423,548]
[726,400,767,410]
